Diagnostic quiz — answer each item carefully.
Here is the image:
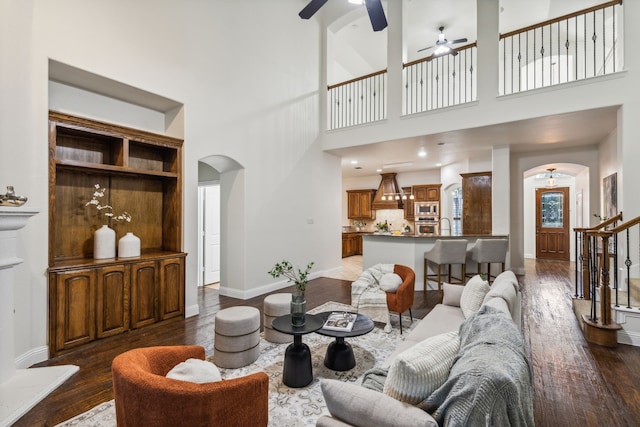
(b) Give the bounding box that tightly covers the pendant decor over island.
[268,259,314,327]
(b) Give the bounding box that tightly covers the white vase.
[118,232,141,258]
[94,224,116,259]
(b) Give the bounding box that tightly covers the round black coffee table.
[315,312,374,371]
[272,313,324,388]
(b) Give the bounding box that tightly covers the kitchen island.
[362,233,509,290]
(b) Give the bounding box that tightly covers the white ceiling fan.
[418,26,468,56]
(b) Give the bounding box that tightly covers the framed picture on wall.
[603,173,617,220]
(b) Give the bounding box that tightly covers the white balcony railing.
[327,0,623,131]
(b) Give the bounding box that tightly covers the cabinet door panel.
[159,257,185,320]
[54,269,95,352]
[131,261,158,328]
[96,265,130,338]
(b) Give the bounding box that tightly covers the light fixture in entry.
[546,168,557,188]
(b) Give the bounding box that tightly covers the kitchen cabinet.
[347,190,376,219]
[403,186,415,221]
[461,172,492,234]
[342,233,363,257]
[47,112,186,356]
[412,184,441,202]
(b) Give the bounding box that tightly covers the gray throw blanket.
[420,305,535,427]
[361,366,388,393]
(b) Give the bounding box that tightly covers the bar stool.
[466,238,509,283]
[423,239,468,295]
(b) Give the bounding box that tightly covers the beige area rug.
[55,301,415,427]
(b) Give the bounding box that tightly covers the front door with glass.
[536,187,570,260]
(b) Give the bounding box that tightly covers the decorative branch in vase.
[268,260,314,326]
[85,184,138,259]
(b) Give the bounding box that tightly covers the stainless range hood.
[371,172,404,210]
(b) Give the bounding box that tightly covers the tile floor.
[324,255,363,281]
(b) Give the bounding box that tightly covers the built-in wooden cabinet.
[342,233,363,258]
[461,172,492,235]
[402,186,415,221]
[347,190,376,219]
[47,112,186,356]
[49,254,185,355]
[412,184,441,202]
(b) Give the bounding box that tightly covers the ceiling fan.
[418,26,468,56]
[299,0,388,32]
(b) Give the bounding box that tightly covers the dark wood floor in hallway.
[522,259,640,426]
[15,259,640,426]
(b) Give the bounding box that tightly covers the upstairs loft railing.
[327,70,387,130]
[327,0,623,130]
[499,0,623,96]
[403,43,478,116]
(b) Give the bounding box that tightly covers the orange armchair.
[112,345,269,427]
[385,264,415,334]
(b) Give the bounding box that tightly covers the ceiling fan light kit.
[418,26,468,57]
[299,0,388,32]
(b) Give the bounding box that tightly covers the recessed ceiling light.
[436,163,442,167]
[418,149,427,157]
[350,160,358,164]
[376,168,382,172]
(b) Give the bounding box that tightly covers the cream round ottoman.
[213,306,260,368]
[263,293,293,344]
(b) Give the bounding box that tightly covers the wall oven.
[415,221,439,236]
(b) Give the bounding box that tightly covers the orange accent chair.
[112,345,269,427]
[385,264,416,334]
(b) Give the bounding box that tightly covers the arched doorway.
[523,163,590,262]
[197,155,245,295]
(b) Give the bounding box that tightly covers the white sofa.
[316,270,533,427]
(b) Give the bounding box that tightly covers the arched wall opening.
[198,154,245,298]
[522,163,590,262]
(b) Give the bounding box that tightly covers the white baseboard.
[15,346,49,369]
[219,271,326,300]
[617,329,640,347]
[185,303,199,318]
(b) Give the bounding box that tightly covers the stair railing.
[574,212,622,300]
[607,215,640,309]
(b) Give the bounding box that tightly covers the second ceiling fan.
[299,0,388,32]
[418,26,468,56]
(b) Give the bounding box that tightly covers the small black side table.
[272,313,324,388]
[315,312,374,371]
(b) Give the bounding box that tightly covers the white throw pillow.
[379,273,403,292]
[442,283,464,307]
[166,358,222,383]
[383,331,460,405]
[460,275,491,318]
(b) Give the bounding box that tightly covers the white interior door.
[203,184,221,284]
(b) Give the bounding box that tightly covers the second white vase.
[94,224,116,259]
[118,232,141,258]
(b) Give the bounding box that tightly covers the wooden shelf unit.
[47,112,185,356]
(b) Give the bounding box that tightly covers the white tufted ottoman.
[263,293,293,344]
[213,306,261,368]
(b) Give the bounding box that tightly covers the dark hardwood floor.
[14,259,640,426]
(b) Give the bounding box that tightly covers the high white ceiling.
[302,0,615,179]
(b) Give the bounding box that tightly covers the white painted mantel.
[0,207,78,427]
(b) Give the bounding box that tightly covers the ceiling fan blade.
[364,0,388,31]
[417,45,434,53]
[450,38,468,44]
[299,0,329,19]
